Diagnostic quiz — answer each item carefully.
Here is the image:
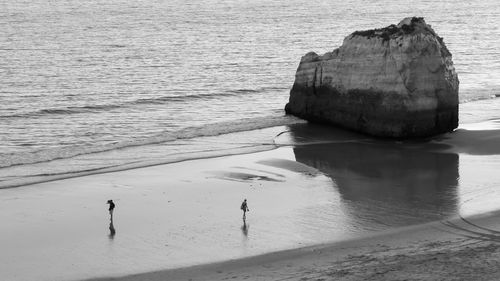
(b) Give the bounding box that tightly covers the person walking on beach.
[107,199,115,220]
[240,199,249,220]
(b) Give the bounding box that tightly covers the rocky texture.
[285,17,459,138]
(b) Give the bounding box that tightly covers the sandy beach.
[5,101,497,275]
[0,145,347,281]
[2,104,500,280]
[90,110,500,281]
[91,211,500,281]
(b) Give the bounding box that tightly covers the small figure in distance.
[240,199,249,220]
[107,199,115,220]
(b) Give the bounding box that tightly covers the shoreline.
[88,210,500,281]
[0,143,278,190]
[1,102,500,280]
[2,96,499,191]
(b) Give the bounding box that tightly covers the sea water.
[1,0,500,188]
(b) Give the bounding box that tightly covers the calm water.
[1,0,500,188]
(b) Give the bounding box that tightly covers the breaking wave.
[0,115,303,169]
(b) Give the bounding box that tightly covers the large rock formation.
[285,17,459,138]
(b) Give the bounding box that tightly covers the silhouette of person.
[107,199,115,220]
[240,199,249,220]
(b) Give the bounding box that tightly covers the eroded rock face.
[285,17,459,138]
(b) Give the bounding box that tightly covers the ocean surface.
[1,0,500,188]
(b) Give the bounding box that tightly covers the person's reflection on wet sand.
[241,219,249,237]
[109,220,116,240]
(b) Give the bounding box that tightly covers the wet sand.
[90,210,500,281]
[2,112,500,281]
[92,116,500,281]
[2,145,365,281]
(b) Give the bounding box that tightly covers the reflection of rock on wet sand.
[289,124,459,227]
